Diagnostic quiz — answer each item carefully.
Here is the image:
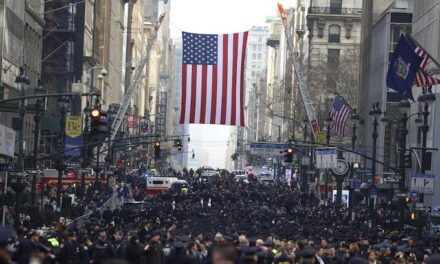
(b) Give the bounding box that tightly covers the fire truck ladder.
[277,4,320,138]
[109,13,165,143]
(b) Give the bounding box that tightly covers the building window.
[328,25,341,43]
[258,54,262,60]
[327,49,340,89]
[252,54,256,60]
[330,0,342,14]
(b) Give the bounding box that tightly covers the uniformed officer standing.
[0,227,17,264]
[90,232,114,264]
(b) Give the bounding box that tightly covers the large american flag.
[180,31,248,126]
[330,96,352,136]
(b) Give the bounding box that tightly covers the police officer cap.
[297,246,315,258]
[241,246,259,256]
[152,230,162,237]
[173,241,185,248]
[0,227,16,246]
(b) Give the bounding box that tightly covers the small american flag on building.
[180,31,249,126]
[330,96,352,136]
[405,34,440,87]
[414,46,440,87]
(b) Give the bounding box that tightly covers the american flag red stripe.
[330,96,352,136]
[414,47,440,87]
[180,31,248,126]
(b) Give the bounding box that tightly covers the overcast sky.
[169,0,292,168]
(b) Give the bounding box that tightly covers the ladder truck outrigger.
[277,4,320,139]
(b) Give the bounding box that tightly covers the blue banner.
[65,135,82,157]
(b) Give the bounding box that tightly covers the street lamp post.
[324,114,333,202]
[30,80,45,207]
[368,102,381,218]
[417,87,436,202]
[369,103,381,189]
[56,96,70,210]
[350,109,360,216]
[301,119,308,192]
[13,67,29,223]
[397,97,410,228]
[15,67,30,171]
[397,98,410,192]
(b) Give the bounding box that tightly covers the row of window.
[251,53,263,60]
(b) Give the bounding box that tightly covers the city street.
[0,0,439,263]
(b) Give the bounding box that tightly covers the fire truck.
[37,168,106,189]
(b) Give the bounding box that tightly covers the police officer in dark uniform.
[145,231,165,264]
[90,232,114,264]
[239,247,259,264]
[60,231,86,264]
[0,227,17,264]
[59,231,75,264]
[166,241,196,264]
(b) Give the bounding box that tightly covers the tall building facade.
[0,1,45,165]
[410,0,440,207]
[171,41,189,170]
[245,26,269,143]
[358,0,414,182]
[305,0,362,131]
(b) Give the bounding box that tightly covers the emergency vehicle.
[146,177,181,196]
[37,168,106,189]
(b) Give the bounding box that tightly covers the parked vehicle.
[234,174,249,183]
[146,177,180,196]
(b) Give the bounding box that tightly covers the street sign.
[410,173,435,194]
[315,148,337,169]
[249,142,303,157]
[0,163,13,171]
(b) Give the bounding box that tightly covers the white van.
[146,177,179,196]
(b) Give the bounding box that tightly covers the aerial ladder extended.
[277,4,320,139]
[108,13,165,143]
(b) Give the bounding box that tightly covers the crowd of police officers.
[0,169,439,264]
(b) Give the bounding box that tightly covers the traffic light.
[90,107,108,139]
[174,139,182,151]
[154,141,161,158]
[231,153,239,161]
[404,151,412,168]
[410,211,417,221]
[284,144,294,163]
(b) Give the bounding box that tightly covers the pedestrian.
[90,232,114,264]
[124,234,143,264]
[145,231,164,264]
[0,227,17,264]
